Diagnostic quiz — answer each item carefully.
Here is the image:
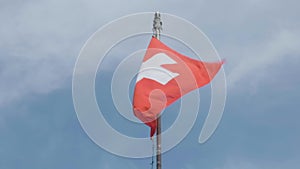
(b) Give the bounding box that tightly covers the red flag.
[133,37,224,137]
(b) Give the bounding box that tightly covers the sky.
[1,0,300,169]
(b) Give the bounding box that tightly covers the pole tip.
[153,12,162,37]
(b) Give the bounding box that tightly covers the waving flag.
[133,36,224,137]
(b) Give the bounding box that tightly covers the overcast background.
[1,0,300,169]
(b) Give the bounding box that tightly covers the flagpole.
[153,11,162,169]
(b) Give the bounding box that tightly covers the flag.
[133,36,224,137]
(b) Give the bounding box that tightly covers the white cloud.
[226,29,300,91]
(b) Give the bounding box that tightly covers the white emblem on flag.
[136,53,179,85]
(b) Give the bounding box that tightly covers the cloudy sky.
[1,0,299,169]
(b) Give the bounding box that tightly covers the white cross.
[136,53,179,85]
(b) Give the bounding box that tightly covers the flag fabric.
[133,36,224,137]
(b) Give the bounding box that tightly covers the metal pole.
[156,117,161,169]
[153,11,162,169]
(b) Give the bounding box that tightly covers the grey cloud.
[1,0,299,106]
[227,29,300,90]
